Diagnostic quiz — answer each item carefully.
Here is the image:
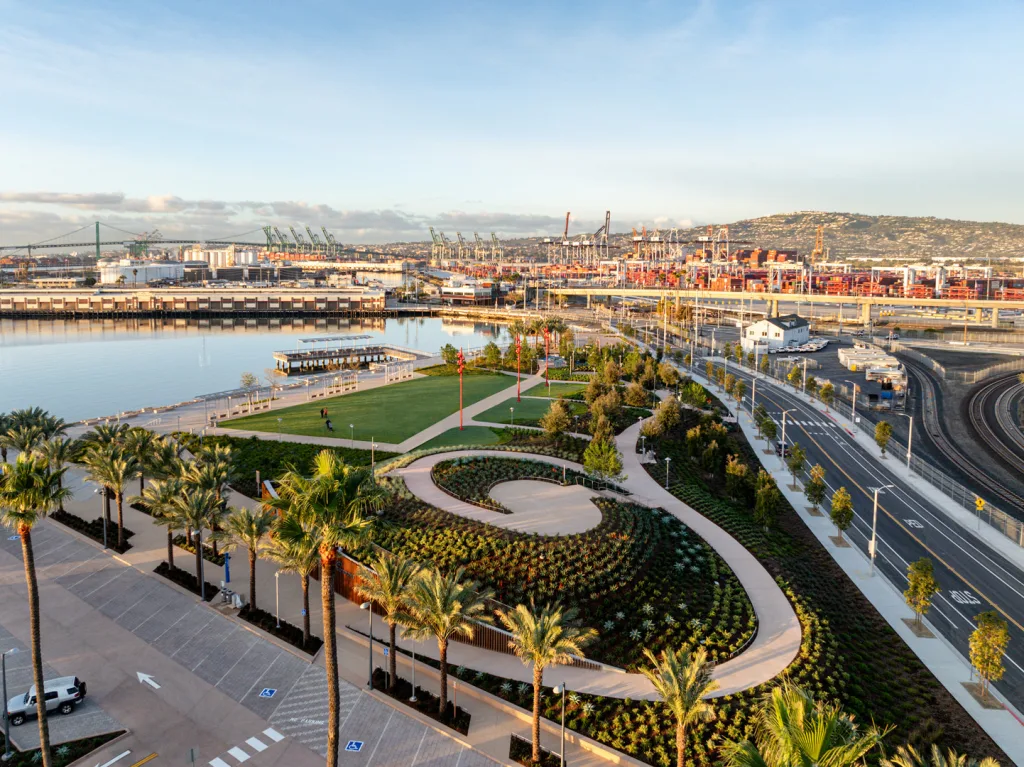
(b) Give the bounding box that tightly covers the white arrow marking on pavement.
[94,749,131,767]
[136,672,160,689]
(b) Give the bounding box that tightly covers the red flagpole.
[516,336,522,402]
[544,329,550,389]
[457,347,465,430]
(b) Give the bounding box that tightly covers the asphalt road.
[716,358,1024,710]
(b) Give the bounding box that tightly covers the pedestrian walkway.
[388,440,803,699]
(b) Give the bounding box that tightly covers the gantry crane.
[490,232,503,261]
[473,232,487,260]
[322,227,339,257]
[305,226,325,257]
[263,225,274,250]
[289,227,309,254]
[440,232,454,259]
[272,227,290,253]
[810,224,826,263]
[456,232,471,260]
[428,227,443,260]
[593,211,611,261]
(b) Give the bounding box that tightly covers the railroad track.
[901,357,1024,513]
[967,373,1024,479]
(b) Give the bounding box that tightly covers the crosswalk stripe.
[227,747,249,763]
[245,737,267,752]
[209,759,230,767]
[263,728,285,743]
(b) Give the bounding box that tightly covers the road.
[702,355,1024,711]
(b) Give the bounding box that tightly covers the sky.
[1,0,1023,245]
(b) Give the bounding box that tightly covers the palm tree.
[32,437,80,512]
[405,566,494,718]
[0,454,72,767]
[356,553,420,692]
[528,316,545,351]
[724,684,889,767]
[171,487,220,589]
[189,444,236,557]
[641,646,719,767]
[267,450,382,767]
[265,519,319,648]
[80,443,140,550]
[213,506,275,610]
[496,601,597,764]
[883,743,1000,767]
[133,477,184,567]
[80,422,130,446]
[1,424,47,456]
[0,412,10,461]
[124,427,160,494]
[37,414,66,441]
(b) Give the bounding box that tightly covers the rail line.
[967,372,1024,480]
[902,357,1024,513]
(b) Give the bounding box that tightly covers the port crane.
[810,225,827,263]
[440,231,454,259]
[322,227,339,257]
[473,232,487,260]
[490,232,503,261]
[273,227,291,253]
[305,226,325,257]
[289,227,309,255]
[456,232,471,260]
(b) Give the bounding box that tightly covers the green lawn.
[222,374,512,443]
[522,381,587,398]
[415,426,505,450]
[475,396,587,426]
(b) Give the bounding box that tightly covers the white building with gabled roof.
[741,314,810,352]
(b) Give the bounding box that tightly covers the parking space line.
[364,708,395,764]
[238,653,281,702]
[81,568,129,598]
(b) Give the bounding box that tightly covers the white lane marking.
[263,728,285,742]
[245,737,267,752]
[227,746,250,762]
[94,750,131,767]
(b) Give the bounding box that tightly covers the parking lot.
[0,522,500,765]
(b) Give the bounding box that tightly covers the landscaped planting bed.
[430,456,600,513]
[0,731,125,767]
[363,491,754,670]
[153,561,218,602]
[370,668,471,735]
[238,605,323,655]
[172,534,226,566]
[50,511,134,553]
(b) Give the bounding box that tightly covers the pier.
[272,335,430,375]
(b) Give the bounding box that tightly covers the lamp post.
[895,412,914,469]
[371,440,377,478]
[2,647,18,762]
[409,640,418,703]
[781,409,794,460]
[665,456,671,489]
[750,377,757,416]
[457,348,466,431]
[94,487,107,549]
[349,423,355,447]
[551,683,566,767]
[869,485,894,576]
[360,602,373,689]
[510,407,515,426]
[274,571,281,629]
[852,382,859,422]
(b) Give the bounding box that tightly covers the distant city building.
[185,244,260,269]
[98,258,184,285]
[741,314,810,352]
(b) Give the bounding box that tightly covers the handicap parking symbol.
[383,646,389,657]
[259,688,277,698]
[345,741,364,752]
[7,536,18,541]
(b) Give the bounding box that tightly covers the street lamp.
[409,637,418,703]
[665,456,672,489]
[780,409,795,460]
[551,682,567,767]
[510,407,515,426]
[274,571,281,629]
[93,487,107,549]
[895,412,914,469]
[192,530,206,601]
[750,377,757,416]
[2,647,19,762]
[371,440,378,478]
[350,423,355,447]
[869,485,895,576]
[360,602,373,689]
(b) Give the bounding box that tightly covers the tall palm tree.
[641,646,719,767]
[32,437,80,512]
[37,414,67,441]
[1,424,47,457]
[8,406,50,430]
[724,684,889,767]
[265,519,320,648]
[212,506,275,610]
[124,427,160,494]
[0,412,11,462]
[171,486,220,589]
[133,476,184,567]
[80,443,140,551]
[80,422,130,446]
[267,450,382,767]
[0,454,71,767]
[883,744,1000,767]
[497,601,597,764]
[528,317,545,351]
[356,552,420,691]
[189,444,236,557]
[405,566,494,718]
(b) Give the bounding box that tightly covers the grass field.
[223,374,512,443]
[415,426,505,450]
[475,396,587,426]
[522,381,587,398]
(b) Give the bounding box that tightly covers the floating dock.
[272,334,429,375]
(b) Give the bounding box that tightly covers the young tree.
[583,439,623,480]
[685,425,704,460]
[604,359,622,384]
[969,611,1009,701]
[830,486,854,542]
[786,443,807,480]
[701,439,722,475]
[497,602,597,764]
[805,375,819,399]
[746,351,756,368]
[904,558,941,628]
[883,743,1001,767]
[733,379,747,406]
[625,381,650,408]
[653,395,682,434]
[754,470,781,530]
[804,464,826,514]
[240,370,259,393]
[440,343,458,367]
[725,455,749,499]
[753,404,768,437]
[357,553,420,692]
[762,418,778,444]
[787,364,802,387]
[723,341,733,361]
[659,361,680,388]
[642,647,719,767]
[705,360,715,382]
[820,382,835,411]
[482,341,502,367]
[875,421,893,456]
[759,354,770,375]
[539,399,572,437]
[724,373,736,397]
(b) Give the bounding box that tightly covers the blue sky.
[1,0,1022,244]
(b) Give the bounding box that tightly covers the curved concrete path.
[391,438,802,699]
